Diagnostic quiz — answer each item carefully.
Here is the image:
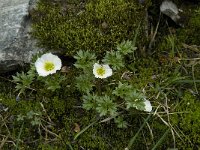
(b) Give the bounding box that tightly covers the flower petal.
[144,100,152,112]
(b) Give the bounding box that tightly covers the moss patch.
[176,6,200,45]
[31,0,146,56]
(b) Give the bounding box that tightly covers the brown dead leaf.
[74,123,80,133]
[61,66,70,73]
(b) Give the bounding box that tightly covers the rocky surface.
[0,0,42,73]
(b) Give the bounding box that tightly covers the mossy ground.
[0,0,200,149]
[31,0,148,56]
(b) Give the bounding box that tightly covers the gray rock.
[160,1,180,23]
[0,0,42,73]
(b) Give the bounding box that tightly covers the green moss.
[172,92,200,149]
[1,52,199,150]
[177,6,200,45]
[31,0,146,56]
[0,87,153,149]
[0,62,199,149]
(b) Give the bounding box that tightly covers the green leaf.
[96,95,117,117]
[31,117,41,126]
[114,116,128,128]
[112,82,133,99]
[82,93,98,110]
[12,67,35,94]
[125,90,146,110]
[74,50,96,70]
[43,74,66,92]
[27,110,35,119]
[17,114,25,121]
[12,75,21,82]
[117,40,137,55]
[113,82,146,110]
[103,51,124,70]
[75,74,94,93]
[126,98,145,110]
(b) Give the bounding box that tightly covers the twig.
[148,12,161,51]
[164,94,176,148]
[145,8,149,38]
[41,124,60,139]
[0,135,9,149]
[192,64,198,94]
[40,102,53,123]
[179,58,200,61]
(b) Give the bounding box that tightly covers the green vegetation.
[31,0,147,56]
[177,6,200,45]
[0,0,200,149]
[173,92,200,150]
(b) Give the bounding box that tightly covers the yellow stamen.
[97,67,105,76]
[44,61,55,71]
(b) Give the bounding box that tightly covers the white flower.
[93,63,112,79]
[35,53,62,76]
[143,99,152,112]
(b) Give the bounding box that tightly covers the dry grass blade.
[182,43,200,53]
[0,135,9,149]
[148,13,161,50]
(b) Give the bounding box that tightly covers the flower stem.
[97,79,101,95]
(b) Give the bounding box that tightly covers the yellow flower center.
[44,61,55,71]
[97,67,105,76]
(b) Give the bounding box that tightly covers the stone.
[160,1,182,26]
[160,1,179,15]
[0,0,42,73]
